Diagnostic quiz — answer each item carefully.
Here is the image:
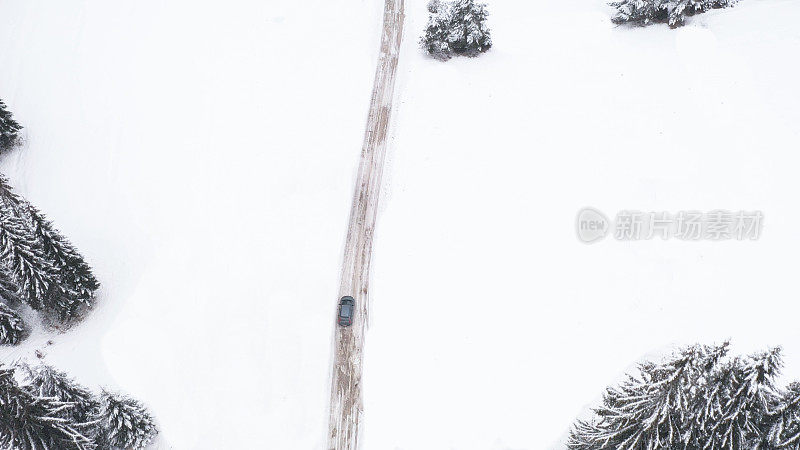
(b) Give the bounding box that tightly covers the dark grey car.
[337,296,355,327]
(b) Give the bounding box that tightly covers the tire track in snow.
[327,0,404,448]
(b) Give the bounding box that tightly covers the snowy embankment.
[0,0,382,447]
[363,0,800,449]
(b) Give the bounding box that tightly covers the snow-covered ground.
[363,0,800,449]
[1,0,800,448]
[0,0,383,447]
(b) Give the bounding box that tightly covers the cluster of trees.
[569,342,800,449]
[419,0,739,57]
[1,363,157,449]
[0,172,99,343]
[610,0,737,27]
[4,98,100,343]
[0,100,155,448]
[420,0,492,61]
[0,99,22,154]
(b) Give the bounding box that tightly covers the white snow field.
[362,0,800,449]
[1,0,799,449]
[0,0,383,448]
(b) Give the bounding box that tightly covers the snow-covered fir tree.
[95,390,157,450]
[0,303,25,345]
[610,0,735,28]
[569,342,731,449]
[28,205,99,321]
[0,199,60,311]
[0,365,95,450]
[421,0,491,60]
[421,1,452,60]
[24,363,99,427]
[448,0,492,56]
[569,342,788,450]
[0,176,99,325]
[0,99,22,154]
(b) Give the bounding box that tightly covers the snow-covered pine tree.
[610,0,735,28]
[569,342,730,449]
[0,365,95,450]
[569,343,790,449]
[447,0,492,57]
[94,390,157,450]
[28,205,99,322]
[609,0,667,26]
[0,176,99,324]
[0,200,60,311]
[0,99,22,154]
[420,0,491,60]
[0,303,25,345]
[24,363,99,427]
[421,0,454,60]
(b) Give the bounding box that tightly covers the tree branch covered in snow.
[569,342,800,449]
[0,270,24,306]
[0,303,25,345]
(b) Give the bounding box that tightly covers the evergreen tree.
[0,303,25,345]
[569,343,788,449]
[95,391,157,450]
[569,342,730,449]
[0,176,99,324]
[447,0,492,57]
[421,1,453,60]
[24,363,99,427]
[0,99,22,154]
[0,200,60,311]
[610,0,735,28]
[0,365,95,450]
[420,0,491,60]
[28,205,98,321]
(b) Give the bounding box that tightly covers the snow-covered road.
[327,0,404,448]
